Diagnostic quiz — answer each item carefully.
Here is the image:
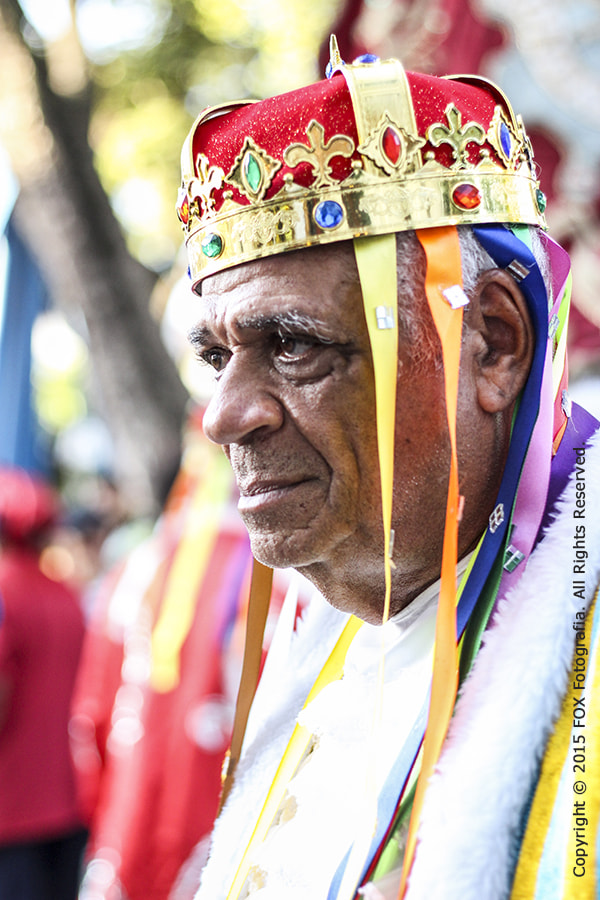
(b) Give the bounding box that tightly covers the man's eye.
[275,334,316,359]
[200,348,228,372]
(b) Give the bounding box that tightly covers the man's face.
[192,242,454,622]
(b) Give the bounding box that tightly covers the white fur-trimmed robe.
[194,430,600,900]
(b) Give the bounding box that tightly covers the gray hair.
[395,225,551,368]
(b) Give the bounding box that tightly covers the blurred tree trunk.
[0,0,189,515]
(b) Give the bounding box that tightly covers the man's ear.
[469,269,535,414]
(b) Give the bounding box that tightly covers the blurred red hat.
[0,466,59,542]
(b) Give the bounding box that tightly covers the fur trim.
[407,430,600,899]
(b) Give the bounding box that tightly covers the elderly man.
[176,39,600,900]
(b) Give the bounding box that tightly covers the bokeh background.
[1,5,599,900]
[1,0,599,523]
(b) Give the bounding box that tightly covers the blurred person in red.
[71,410,305,900]
[0,465,87,899]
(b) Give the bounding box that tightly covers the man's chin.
[246,529,321,571]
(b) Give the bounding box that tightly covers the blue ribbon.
[326,223,554,898]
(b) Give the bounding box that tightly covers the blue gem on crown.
[314,200,344,229]
[500,121,512,160]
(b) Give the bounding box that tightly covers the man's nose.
[202,359,284,445]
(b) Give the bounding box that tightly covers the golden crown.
[178,38,546,290]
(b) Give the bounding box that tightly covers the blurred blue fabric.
[0,145,50,475]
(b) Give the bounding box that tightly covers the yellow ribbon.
[225,615,363,900]
[354,233,399,624]
[150,452,232,692]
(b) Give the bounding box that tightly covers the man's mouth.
[237,476,318,513]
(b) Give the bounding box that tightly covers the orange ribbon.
[399,226,464,897]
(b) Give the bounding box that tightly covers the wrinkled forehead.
[202,240,358,290]
[197,242,367,336]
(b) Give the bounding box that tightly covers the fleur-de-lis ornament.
[190,154,225,218]
[427,104,486,170]
[284,120,355,189]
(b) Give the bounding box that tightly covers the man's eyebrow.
[188,311,338,347]
[188,324,214,349]
[236,310,336,341]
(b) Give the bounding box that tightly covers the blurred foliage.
[31,312,89,433]
[84,0,343,270]
[0,0,342,510]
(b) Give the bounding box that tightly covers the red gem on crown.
[382,126,402,166]
[177,190,190,226]
[452,183,481,210]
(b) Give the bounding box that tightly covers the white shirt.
[197,559,471,900]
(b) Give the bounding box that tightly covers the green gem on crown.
[536,189,547,214]
[201,233,224,258]
[243,152,263,195]
[225,137,282,203]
